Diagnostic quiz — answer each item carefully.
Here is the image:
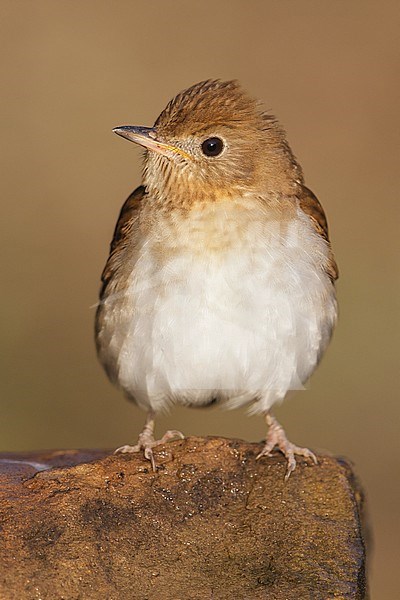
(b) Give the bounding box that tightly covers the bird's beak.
[112,125,190,160]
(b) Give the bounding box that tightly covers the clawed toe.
[158,429,185,444]
[143,446,156,472]
[114,417,185,472]
[293,445,318,465]
[114,444,140,454]
[255,441,275,460]
[257,440,316,481]
[256,414,317,481]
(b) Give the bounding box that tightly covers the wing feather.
[298,186,339,281]
[99,185,145,295]
[95,185,145,348]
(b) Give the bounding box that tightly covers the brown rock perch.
[0,438,367,600]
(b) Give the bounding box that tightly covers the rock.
[0,438,367,599]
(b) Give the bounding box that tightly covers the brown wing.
[298,185,339,282]
[99,185,145,298]
[95,185,145,373]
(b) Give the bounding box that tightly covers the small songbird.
[95,80,338,479]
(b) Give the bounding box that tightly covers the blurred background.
[1,1,398,596]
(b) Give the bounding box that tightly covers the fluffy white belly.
[99,201,337,413]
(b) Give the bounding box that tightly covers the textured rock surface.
[0,438,367,599]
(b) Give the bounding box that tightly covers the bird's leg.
[114,410,184,471]
[256,412,317,481]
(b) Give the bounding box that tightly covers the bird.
[95,79,338,480]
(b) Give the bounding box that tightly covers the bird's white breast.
[98,197,337,413]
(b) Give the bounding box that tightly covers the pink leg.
[115,410,184,471]
[256,413,317,481]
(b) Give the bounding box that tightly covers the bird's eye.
[201,137,224,157]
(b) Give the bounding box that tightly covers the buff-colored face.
[113,80,302,204]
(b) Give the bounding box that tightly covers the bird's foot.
[115,429,184,471]
[256,414,317,481]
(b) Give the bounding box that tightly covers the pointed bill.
[112,126,190,160]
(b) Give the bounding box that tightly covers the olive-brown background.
[1,1,398,597]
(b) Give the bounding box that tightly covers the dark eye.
[201,137,224,157]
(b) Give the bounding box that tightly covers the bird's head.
[113,80,303,208]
